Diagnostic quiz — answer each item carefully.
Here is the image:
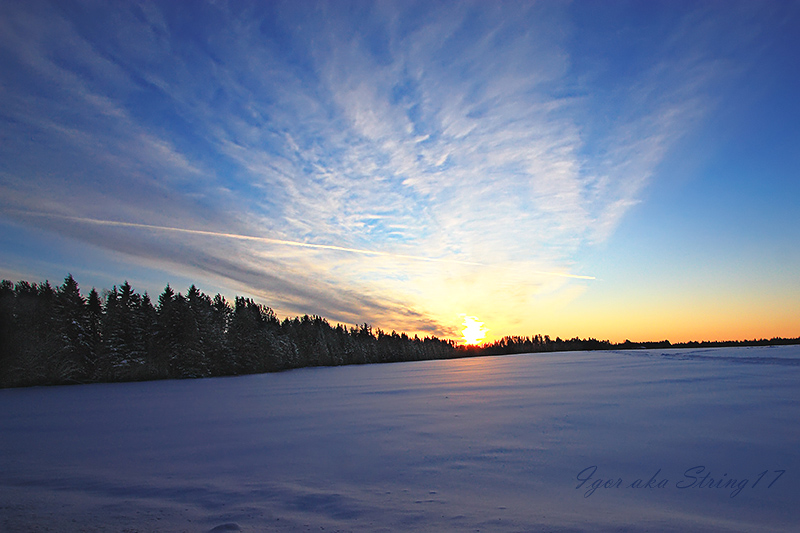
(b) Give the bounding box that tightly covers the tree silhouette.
[2,274,797,388]
[54,274,90,382]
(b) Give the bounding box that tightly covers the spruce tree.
[101,282,148,380]
[54,274,90,382]
[0,280,15,384]
[85,287,103,379]
[208,294,233,375]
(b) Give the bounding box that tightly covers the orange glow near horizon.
[461,315,488,345]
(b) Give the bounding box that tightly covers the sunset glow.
[461,316,488,346]
[1,1,798,344]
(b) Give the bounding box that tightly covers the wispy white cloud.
[0,0,767,337]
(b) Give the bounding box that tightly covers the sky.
[1,0,799,345]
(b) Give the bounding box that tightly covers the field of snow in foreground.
[2,346,799,532]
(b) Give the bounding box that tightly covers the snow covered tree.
[0,280,15,384]
[85,287,103,378]
[157,286,206,378]
[207,293,233,375]
[229,297,289,373]
[139,292,158,379]
[0,273,466,387]
[100,282,148,380]
[54,274,90,382]
[1,281,63,386]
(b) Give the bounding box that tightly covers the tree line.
[462,334,800,357]
[0,275,457,388]
[471,334,614,355]
[2,275,798,388]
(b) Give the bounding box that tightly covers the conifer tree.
[54,274,90,382]
[207,293,233,375]
[100,282,148,380]
[85,287,103,378]
[182,285,209,377]
[0,280,15,383]
[157,286,206,378]
[139,292,158,378]
[154,284,176,378]
[0,274,476,387]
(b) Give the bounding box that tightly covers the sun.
[461,315,488,345]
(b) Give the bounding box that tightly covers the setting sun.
[461,315,488,345]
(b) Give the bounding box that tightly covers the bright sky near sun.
[1,1,799,344]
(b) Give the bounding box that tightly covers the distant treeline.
[459,335,800,357]
[1,275,799,388]
[467,335,615,355]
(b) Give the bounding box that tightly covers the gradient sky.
[2,0,799,344]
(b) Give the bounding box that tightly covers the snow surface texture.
[1,346,799,532]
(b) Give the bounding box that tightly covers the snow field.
[2,346,799,531]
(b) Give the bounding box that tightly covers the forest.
[0,275,458,388]
[1,275,798,388]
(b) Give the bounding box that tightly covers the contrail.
[530,271,596,281]
[17,212,484,266]
[15,211,596,279]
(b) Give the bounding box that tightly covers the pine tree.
[0,280,15,384]
[183,285,209,377]
[85,287,103,379]
[5,281,63,385]
[100,282,148,380]
[154,284,176,378]
[157,286,206,378]
[54,274,90,382]
[207,294,233,375]
[139,292,158,379]
[229,297,286,373]
[0,274,468,387]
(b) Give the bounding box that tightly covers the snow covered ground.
[2,346,799,532]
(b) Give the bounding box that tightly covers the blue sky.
[1,0,799,343]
